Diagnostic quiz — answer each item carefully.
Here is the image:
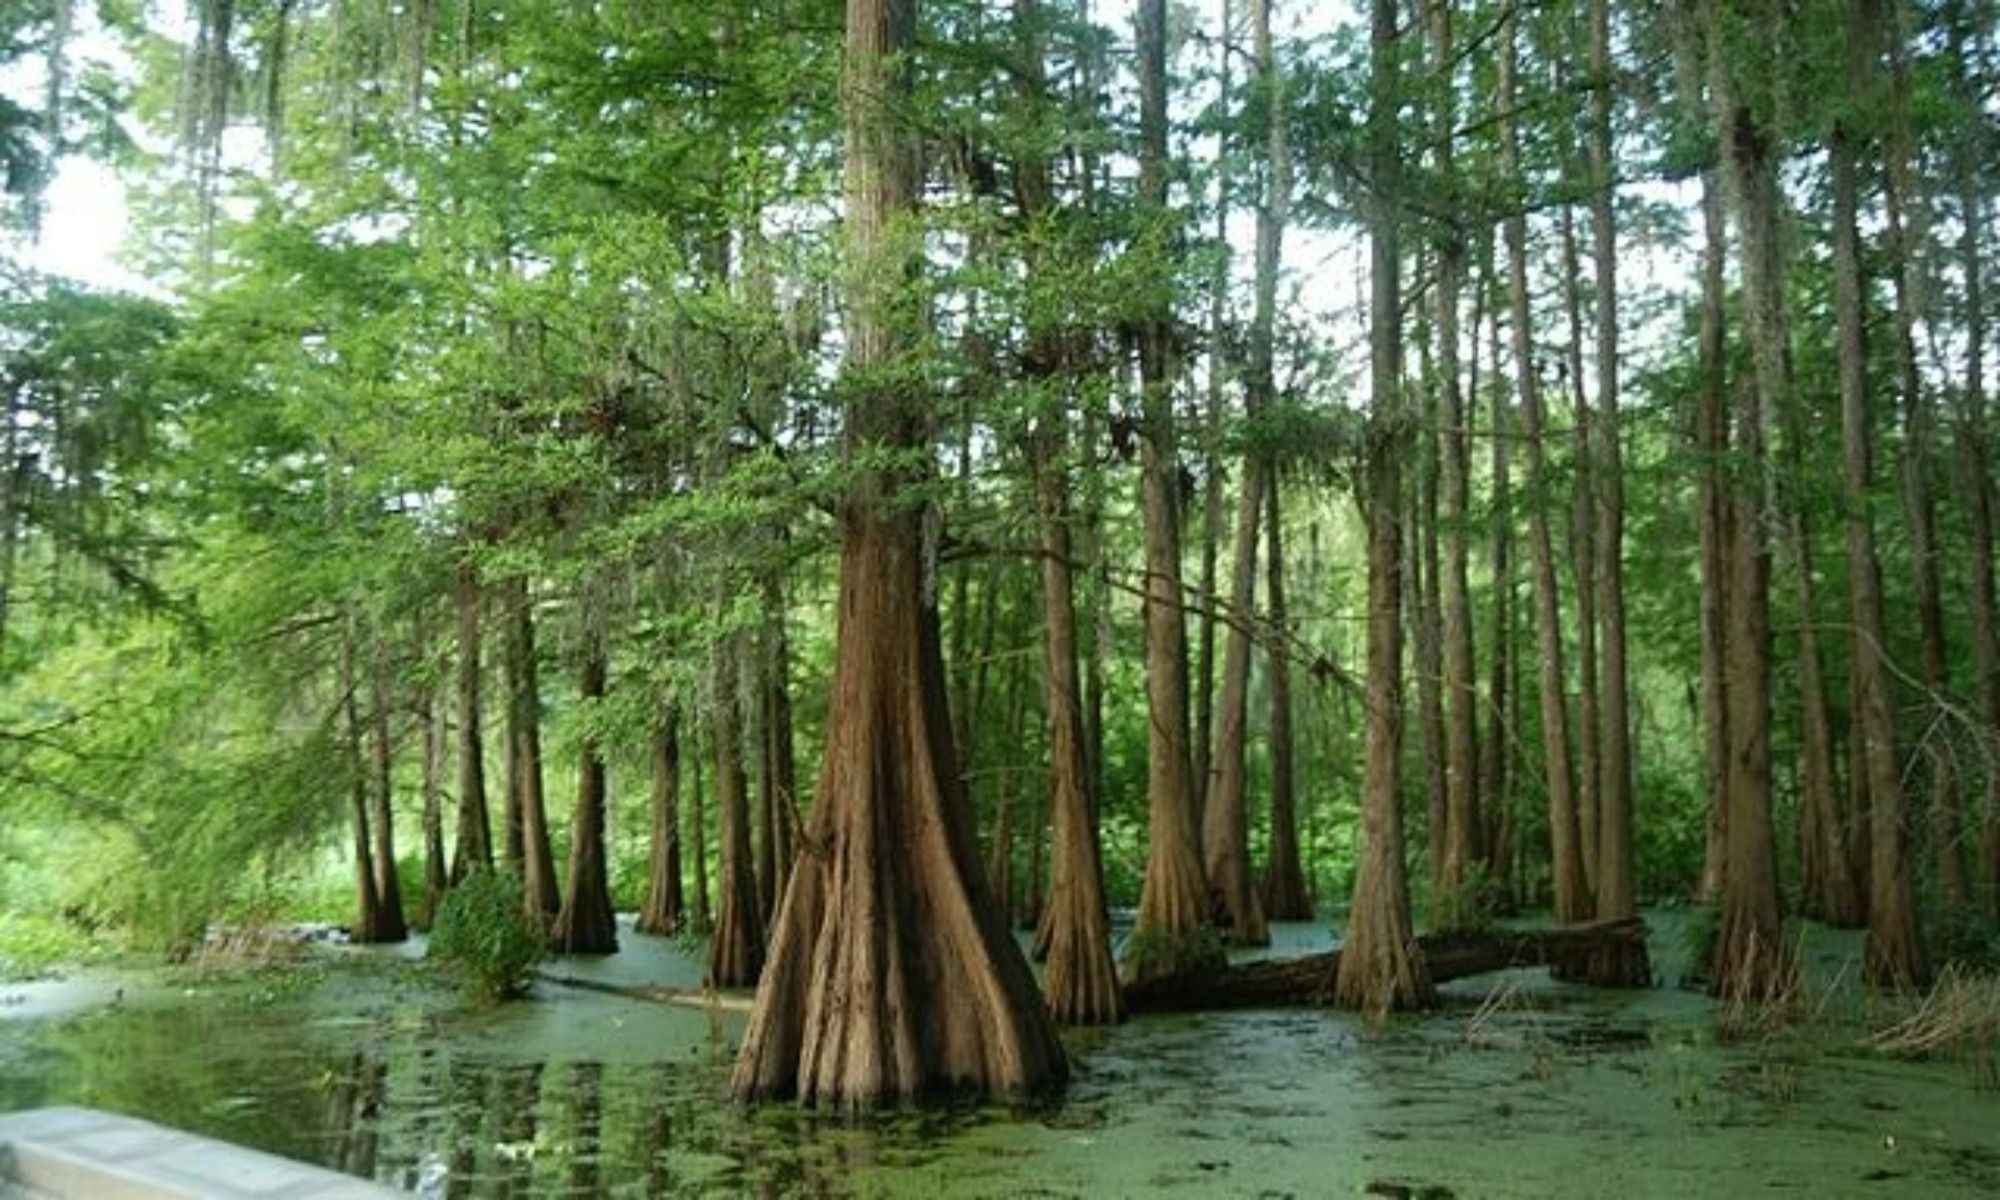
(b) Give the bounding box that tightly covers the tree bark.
[1587,0,1634,922]
[636,703,684,936]
[1429,0,1481,924]
[341,615,388,943]
[761,574,798,927]
[1032,420,1124,1021]
[366,636,408,942]
[708,631,763,985]
[1502,7,1588,923]
[550,628,617,956]
[505,578,559,920]
[448,559,492,885]
[419,681,447,927]
[1262,477,1311,919]
[1670,1,1732,910]
[1334,0,1433,1014]
[1880,0,1963,910]
[1479,242,1514,896]
[691,721,710,931]
[731,0,1065,1108]
[1126,0,1220,984]
[1705,0,1789,998]
[1950,3,2000,918]
[1193,0,1232,829]
[1558,201,1601,905]
[1838,0,1926,987]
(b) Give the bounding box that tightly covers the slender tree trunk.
[1262,477,1311,919]
[1334,0,1433,1014]
[1193,0,1233,828]
[1587,0,1634,921]
[691,722,710,931]
[1416,328,1448,893]
[420,682,448,927]
[1672,8,1732,910]
[507,579,559,919]
[1559,203,1601,904]
[1952,6,2000,918]
[1480,249,1515,895]
[1838,0,1926,987]
[551,627,618,956]
[1203,450,1270,943]
[1429,0,1481,925]
[731,0,1064,1107]
[708,631,763,985]
[1706,0,1790,998]
[341,616,386,942]
[1033,426,1124,1022]
[1502,8,1587,923]
[367,637,408,942]
[762,574,798,923]
[1880,1,1963,910]
[636,704,685,936]
[1126,0,1220,984]
[448,560,492,884]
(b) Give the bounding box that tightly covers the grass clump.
[426,869,546,1003]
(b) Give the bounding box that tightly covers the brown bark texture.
[636,705,684,936]
[550,632,618,956]
[448,560,493,884]
[708,632,764,986]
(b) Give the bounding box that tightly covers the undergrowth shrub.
[427,869,545,1003]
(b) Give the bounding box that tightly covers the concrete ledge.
[0,1107,402,1199]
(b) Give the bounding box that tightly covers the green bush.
[426,869,546,1003]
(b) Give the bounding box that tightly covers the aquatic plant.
[426,869,547,1003]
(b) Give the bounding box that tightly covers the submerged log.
[1123,917,1650,1014]
[534,970,754,1014]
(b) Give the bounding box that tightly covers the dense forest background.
[1,0,1996,1101]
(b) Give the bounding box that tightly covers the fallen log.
[534,970,755,1013]
[1122,917,1651,1014]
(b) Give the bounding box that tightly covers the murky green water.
[1,912,1994,1197]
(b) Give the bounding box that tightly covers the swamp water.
[0,911,1995,1198]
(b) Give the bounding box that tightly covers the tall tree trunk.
[1784,501,1862,925]
[1880,0,1963,910]
[1203,451,1270,943]
[636,704,684,936]
[1838,0,1926,987]
[691,722,710,931]
[1334,0,1433,1014]
[1558,202,1601,905]
[419,681,448,927]
[448,560,492,884]
[341,615,387,943]
[1431,0,1480,917]
[1480,248,1515,896]
[731,0,1065,1107]
[1125,0,1220,984]
[1671,2,1732,909]
[506,579,559,920]
[1502,7,1587,923]
[1193,0,1233,828]
[1951,3,2000,918]
[1034,426,1124,1022]
[367,637,408,942]
[1262,477,1311,919]
[550,627,618,956]
[708,631,763,985]
[1587,0,1634,921]
[762,574,798,924]
[1416,331,1448,893]
[1706,0,1789,998]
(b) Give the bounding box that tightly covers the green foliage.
[426,869,546,1004]
[1121,924,1226,981]
[0,911,112,980]
[1419,863,1500,936]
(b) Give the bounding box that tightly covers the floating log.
[1122,917,1651,1014]
[534,970,755,1013]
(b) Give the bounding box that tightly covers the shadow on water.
[2,909,1998,1197]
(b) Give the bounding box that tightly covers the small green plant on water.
[1120,924,1226,980]
[1421,863,1500,936]
[426,869,546,1003]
